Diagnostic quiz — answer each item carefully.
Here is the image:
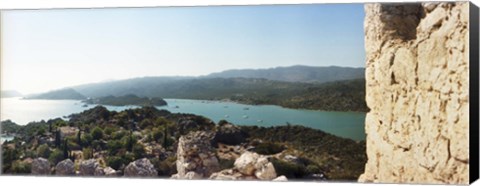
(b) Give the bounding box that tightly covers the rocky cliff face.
[359,2,469,184]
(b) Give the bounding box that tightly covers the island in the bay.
[1,65,367,181]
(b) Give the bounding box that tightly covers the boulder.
[213,123,247,146]
[103,167,118,177]
[124,158,157,177]
[174,131,220,179]
[31,158,51,175]
[273,175,288,181]
[210,151,278,181]
[94,167,105,176]
[209,169,243,180]
[234,151,260,175]
[55,159,75,176]
[184,171,203,179]
[254,159,277,180]
[79,159,100,176]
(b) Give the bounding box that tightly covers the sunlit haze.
[1,4,365,94]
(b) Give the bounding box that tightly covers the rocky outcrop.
[124,158,157,177]
[79,159,100,176]
[31,158,51,175]
[273,175,288,181]
[172,131,220,179]
[55,159,75,176]
[213,122,247,146]
[360,2,469,184]
[103,167,118,177]
[209,151,278,180]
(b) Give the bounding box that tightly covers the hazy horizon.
[1,4,366,94]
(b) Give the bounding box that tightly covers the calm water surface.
[1,97,365,140]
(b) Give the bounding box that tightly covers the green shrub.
[11,160,31,174]
[253,142,285,155]
[151,129,164,143]
[106,156,123,170]
[103,126,116,136]
[155,117,169,127]
[91,127,104,140]
[132,143,146,160]
[36,128,46,136]
[106,140,123,156]
[155,156,177,176]
[139,119,154,129]
[306,164,321,174]
[218,158,235,170]
[271,158,306,178]
[83,147,93,159]
[112,130,127,140]
[121,153,135,165]
[81,133,93,146]
[36,144,51,158]
[49,149,64,165]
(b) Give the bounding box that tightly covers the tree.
[55,129,61,148]
[163,126,168,148]
[63,139,69,160]
[125,132,134,152]
[77,130,82,148]
[91,127,104,140]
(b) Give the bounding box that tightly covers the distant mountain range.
[206,65,364,83]
[25,88,86,100]
[1,90,23,98]
[23,65,367,111]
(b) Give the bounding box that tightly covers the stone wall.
[359,2,470,184]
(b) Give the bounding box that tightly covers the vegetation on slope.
[1,106,366,180]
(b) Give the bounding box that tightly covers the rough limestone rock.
[173,131,220,179]
[234,151,260,175]
[79,159,100,176]
[209,151,278,180]
[31,158,51,175]
[103,167,118,177]
[359,2,469,184]
[94,167,105,176]
[254,156,277,180]
[124,158,157,177]
[213,122,247,146]
[55,159,75,176]
[273,175,288,181]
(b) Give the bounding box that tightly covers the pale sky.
[1,4,365,94]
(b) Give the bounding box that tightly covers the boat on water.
[225,115,229,118]
[243,107,250,110]
[243,115,249,119]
